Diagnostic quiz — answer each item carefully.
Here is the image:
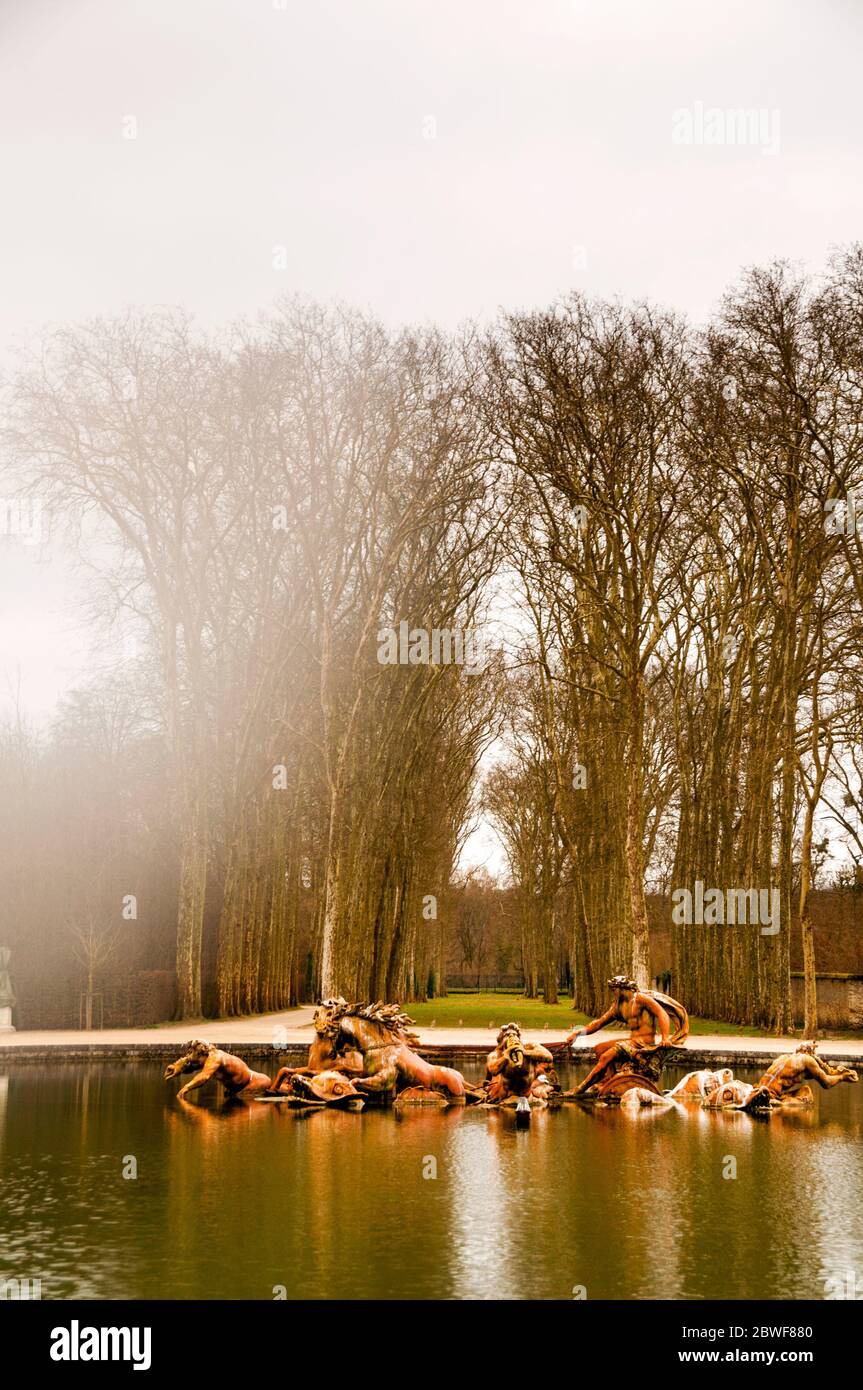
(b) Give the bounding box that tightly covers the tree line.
[3,249,863,1030]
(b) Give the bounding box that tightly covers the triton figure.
[164,1040,271,1100]
[483,1022,559,1105]
[742,1040,858,1110]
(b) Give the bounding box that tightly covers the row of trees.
[4,249,863,1028]
[486,247,863,1030]
[3,306,499,1015]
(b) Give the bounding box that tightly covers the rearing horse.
[316,999,468,1100]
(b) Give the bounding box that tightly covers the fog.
[3,0,861,718]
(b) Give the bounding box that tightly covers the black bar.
[3,1298,854,1376]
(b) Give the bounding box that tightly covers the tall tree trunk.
[799,794,818,1038]
[175,788,207,1018]
[626,683,651,987]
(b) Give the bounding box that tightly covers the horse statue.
[312,998,470,1105]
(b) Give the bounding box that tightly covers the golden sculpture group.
[164,976,858,1113]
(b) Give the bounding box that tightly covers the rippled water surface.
[1,1061,861,1300]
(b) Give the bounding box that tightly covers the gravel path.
[1,1010,861,1057]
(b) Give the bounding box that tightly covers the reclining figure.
[620,1086,679,1110]
[741,1041,858,1111]
[703,1079,756,1108]
[702,1043,858,1110]
[667,1067,734,1100]
[164,1040,271,1100]
[281,1069,365,1108]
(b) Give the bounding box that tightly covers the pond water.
[1,1061,861,1301]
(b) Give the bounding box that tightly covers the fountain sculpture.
[560,974,690,1100]
[163,1040,271,1100]
[162,993,859,1117]
[481,1023,559,1106]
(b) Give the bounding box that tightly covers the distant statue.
[563,975,689,1100]
[741,1041,858,1111]
[0,948,15,1033]
[308,998,470,1104]
[164,1040,271,1100]
[483,1023,559,1106]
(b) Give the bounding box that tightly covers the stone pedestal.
[0,948,16,1033]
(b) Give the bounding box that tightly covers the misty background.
[3,0,862,723]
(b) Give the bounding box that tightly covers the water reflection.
[0,1062,861,1300]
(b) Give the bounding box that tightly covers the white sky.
[1,0,862,753]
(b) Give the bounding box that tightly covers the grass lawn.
[405,992,770,1037]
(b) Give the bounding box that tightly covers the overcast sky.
[2,0,862,737]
